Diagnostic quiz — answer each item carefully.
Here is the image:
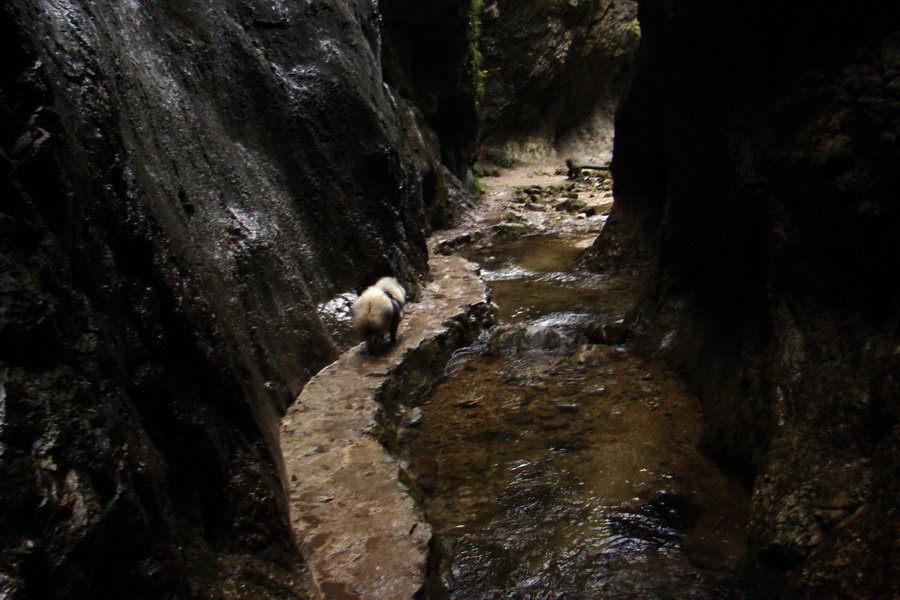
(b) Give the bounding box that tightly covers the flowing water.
[405,224,751,599]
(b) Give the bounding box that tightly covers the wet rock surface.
[380,0,481,179]
[280,255,495,599]
[585,1,900,597]
[1,0,477,597]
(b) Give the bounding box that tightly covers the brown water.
[405,231,750,599]
[466,233,638,326]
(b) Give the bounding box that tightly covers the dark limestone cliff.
[0,0,477,597]
[478,0,639,161]
[585,0,900,597]
[380,0,481,182]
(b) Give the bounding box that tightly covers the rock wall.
[0,0,477,597]
[585,1,900,597]
[478,0,639,162]
[380,0,481,181]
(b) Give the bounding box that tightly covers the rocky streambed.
[281,162,751,599]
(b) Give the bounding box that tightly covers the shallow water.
[406,233,750,599]
[466,233,636,326]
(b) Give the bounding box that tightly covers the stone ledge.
[279,255,494,600]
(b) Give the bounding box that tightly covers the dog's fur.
[351,277,406,353]
[374,276,405,307]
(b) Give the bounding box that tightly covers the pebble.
[407,407,424,426]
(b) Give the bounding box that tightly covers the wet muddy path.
[408,164,751,599]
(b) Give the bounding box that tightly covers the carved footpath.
[279,254,494,599]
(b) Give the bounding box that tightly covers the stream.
[405,166,751,599]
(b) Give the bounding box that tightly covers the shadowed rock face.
[380,0,481,180]
[478,0,639,161]
[0,0,476,597]
[585,1,900,597]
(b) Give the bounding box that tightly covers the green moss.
[472,176,487,197]
[626,18,641,38]
[486,148,516,169]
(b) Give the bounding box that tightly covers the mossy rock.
[491,222,533,239]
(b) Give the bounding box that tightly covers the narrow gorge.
[1,1,897,599]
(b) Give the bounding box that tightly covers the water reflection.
[405,234,750,599]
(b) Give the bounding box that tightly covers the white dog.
[351,277,406,353]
